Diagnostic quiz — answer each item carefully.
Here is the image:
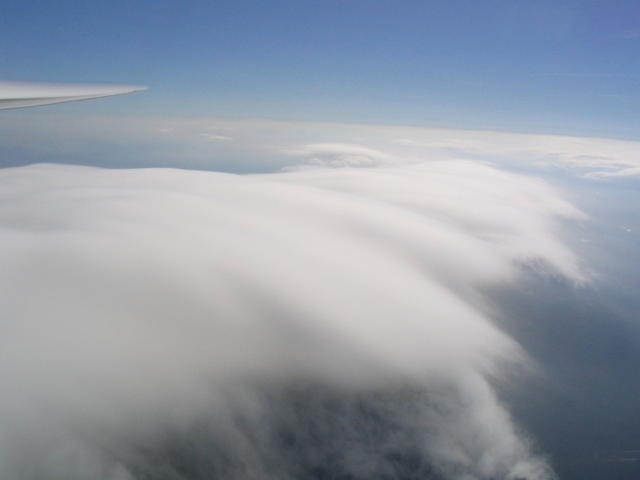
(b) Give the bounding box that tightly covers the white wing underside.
[0,81,145,110]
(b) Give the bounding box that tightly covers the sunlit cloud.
[2,115,639,177]
[0,157,583,479]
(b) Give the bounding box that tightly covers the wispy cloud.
[200,133,233,142]
[532,72,636,78]
[585,166,640,178]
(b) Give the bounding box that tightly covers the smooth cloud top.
[0,159,583,479]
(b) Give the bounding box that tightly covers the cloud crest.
[0,160,582,479]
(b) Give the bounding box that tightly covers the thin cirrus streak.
[0,159,583,480]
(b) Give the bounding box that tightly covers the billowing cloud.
[0,157,584,479]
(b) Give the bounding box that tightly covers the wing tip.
[0,80,148,110]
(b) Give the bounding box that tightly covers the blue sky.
[2,0,640,138]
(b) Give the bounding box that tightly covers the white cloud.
[282,143,401,168]
[584,166,640,178]
[386,130,640,178]
[200,133,233,142]
[0,158,583,479]
[2,114,640,178]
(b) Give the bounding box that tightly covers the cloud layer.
[0,158,584,479]
[2,114,640,178]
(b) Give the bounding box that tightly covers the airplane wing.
[0,81,146,110]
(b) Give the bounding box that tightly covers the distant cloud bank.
[2,114,640,177]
